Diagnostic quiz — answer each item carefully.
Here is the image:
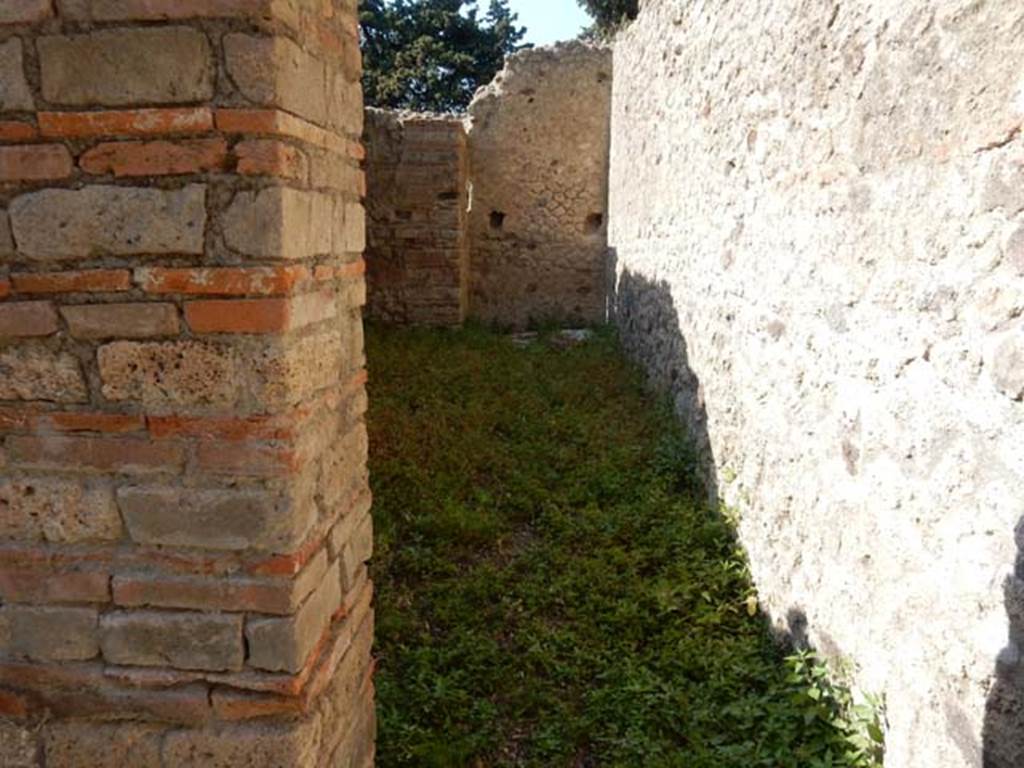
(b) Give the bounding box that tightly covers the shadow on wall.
[983,517,1024,768]
[607,250,885,755]
[608,251,719,509]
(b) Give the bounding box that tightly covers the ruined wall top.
[466,41,612,327]
[363,41,613,328]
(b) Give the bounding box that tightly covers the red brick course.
[80,138,228,177]
[39,108,215,139]
[12,270,132,294]
[0,145,72,181]
[0,301,58,337]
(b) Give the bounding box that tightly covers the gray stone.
[245,561,341,672]
[118,485,315,553]
[10,185,206,261]
[99,611,243,672]
[38,27,214,106]
[0,605,98,661]
[0,722,36,768]
[0,39,33,112]
[0,0,52,25]
[161,720,320,768]
[223,186,333,260]
[224,34,328,126]
[44,722,165,768]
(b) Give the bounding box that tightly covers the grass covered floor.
[366,325,883,768]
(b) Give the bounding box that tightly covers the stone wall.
[362,42,612,329]
[608,1,1024,766]
[363,109,469,326]
[0,2,374,766]
[467,41,611,327]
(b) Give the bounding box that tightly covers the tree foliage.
[576,0,637,35]
[360,0,527,113]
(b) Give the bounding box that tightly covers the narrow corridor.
[366,325,883,768]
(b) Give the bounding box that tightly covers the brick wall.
[0,2,374,766]
[363,109,469,326]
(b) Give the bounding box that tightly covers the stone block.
[118,485,315,553]
[0,722,36,768]
[10,185,206,261]
[223,187,334,260]
[98,340,240,408]
[193,440,300,477]
[61,302,180,339]
[341,512,373,592]
[0,39,33,111]
[44,722,165,768]
[328,67,363,135]
[320,423,369,511]
[224,34,328,126]
[336,201,366,254]
[246,561,341,672]
[0,605,98,661]
[0,345,87,402]
[161,718,321,767]
[38,27,214,107]
[56,0,283,23]
[0,478,122,544]
[100,610,244,672]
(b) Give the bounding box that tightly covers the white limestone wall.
[607,1,1024,765]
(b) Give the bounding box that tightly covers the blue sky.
[506,0,592,45]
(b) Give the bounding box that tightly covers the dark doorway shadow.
[983,516,1024,767]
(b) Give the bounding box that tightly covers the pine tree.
[576,0,637,35]
[360,0,528,113]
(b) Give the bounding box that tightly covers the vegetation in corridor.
[366,324,884,767]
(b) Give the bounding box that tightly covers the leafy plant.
[785,651,886,768]
[366,323,886,767]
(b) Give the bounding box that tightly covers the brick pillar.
[0,3,373,766]
[364,109,469,326]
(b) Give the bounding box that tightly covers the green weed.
[366,323,884,767]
